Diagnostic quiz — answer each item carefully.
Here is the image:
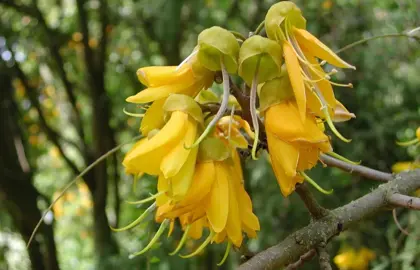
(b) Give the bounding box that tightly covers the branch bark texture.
[239,169,420,270]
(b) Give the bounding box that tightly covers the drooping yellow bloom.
[334,247,376,270]
[126,56,213,135]
[265,1,355,123]
[123,95,203,199]
[265,100,332,196]
[157,150,260,250]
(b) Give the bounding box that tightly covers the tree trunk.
[0,72,60,270]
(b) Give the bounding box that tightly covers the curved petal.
[169,145,198,200]
[294,28,355,69]
[265,102,305,139]
[284,41,306,122]
[225,169,243,247]
[137,65,195,87]
[161,118,197,178]
[206,162,229,233]
[140,98,166,135]
[126,83,192,104]
[267,132,299,177]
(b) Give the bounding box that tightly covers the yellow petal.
[265,102,305,139]
[169,145,198,200]
[294,28,355,69]
[206,162,229,233]
[284,41,306,122]
[123,111,188,175]
[225,169,243,247]
[188,217,205,240]
[126,83,193,104]
[140,98,166,135]
[296,147,320,171]
[161,118,197,178]
[156,175,170,206]
[333,100,356,122]
[179,162,215,207]
[137,65,195,87]
[213,230,227,244]
[269,134,299,177]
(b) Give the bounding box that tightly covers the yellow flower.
[265,100,332,196]
[392,161,420,173]
[334,247,376,270]
[155,140,259,257]
[126,56,213,135]
[123,95,203,199]
[265,1,354,124]
[214,115,254,149]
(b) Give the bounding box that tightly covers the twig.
[295,183,329,220]
[320,154,393,182]
[284,249,316,270]
[316,246,332,270]
[392,209,410,236]
[388,193,420,210]
[238,169,420,270]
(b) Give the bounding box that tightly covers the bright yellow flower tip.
[334,247,376,270]
[136,65,194,87]
[417,127,420,140]
[215,115,254,149]
[392,161,420,173]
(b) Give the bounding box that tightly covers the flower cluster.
[333,247,376,270]
[118,1,357,261]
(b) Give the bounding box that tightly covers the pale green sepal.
[163,94,204,125]
[197,26,240,73]
[198,137,231,162]
[239,36,283,86]
[265,1,306,41]
[259,76,294,112]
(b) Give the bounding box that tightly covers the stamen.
[326,152,361,165]
[217,241,232,266]
[176,50,198,71]
[123,108,145,118]
[169,225,191,256]
[250,58,261,160]
[168,219,175,237]
[396,138,419,147]
[322,107,351,143]
[180,231,215,258]
[299,171,333,195]
[126,191,166,205]
[111,203,156,232]
[185,60,230,149]
[328,82,353,88]
[129,219,169,258]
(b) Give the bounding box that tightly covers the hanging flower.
[126,53,213,135]
[123,94,203,199]
[260,76,332,196]
[265,1,354,141]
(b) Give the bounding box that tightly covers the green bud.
[198,137,231,162]
[195,89,219,104]
[259,76,294,112]
[238,35,283,86]
[163,94,203,124]
[197,26,240,73]
[265,1,306,42]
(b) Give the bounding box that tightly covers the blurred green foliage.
[0,0,419,269]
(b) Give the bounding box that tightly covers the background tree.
[0,0,419,269]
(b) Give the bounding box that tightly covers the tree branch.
[316,246,332,270]
[238,169,420,270]
[320,154,393,182]
[295,183,329,220]
[284,249,316,270]
[388,193,420,210]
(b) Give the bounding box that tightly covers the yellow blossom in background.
[334,247,376,270]
[392,161,420,173]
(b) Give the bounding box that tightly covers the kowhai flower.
[260,76,332,196]
[126,55,213,135]
[265,1,355,141]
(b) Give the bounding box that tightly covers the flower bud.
[163,94,203,125]
[197,26,240,73]
[265,1,306,42]
[238,36,283,86]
